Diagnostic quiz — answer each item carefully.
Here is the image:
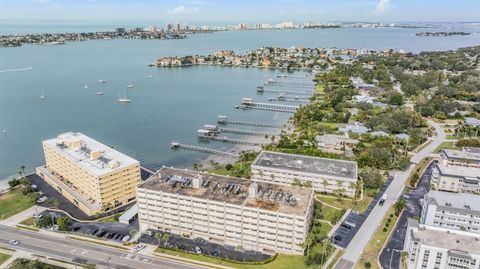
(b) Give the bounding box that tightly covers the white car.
[133,244,146,252]
[9,240,19,246]
[32,213,43,219]
[144,231,153,237]
[121,235,130,243]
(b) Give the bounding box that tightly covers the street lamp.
[70,249,77,269]
[106,256,111,269]
[389,248,402,269]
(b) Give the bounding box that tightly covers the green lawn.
[0,187,33,220]
[434,141,459,153]
[316,195,373,214]
[0,253,11,266]
[156,248,313,269]
[20,217,35,226]
[317,122,337,129]
[67,236,130,250]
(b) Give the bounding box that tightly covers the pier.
[218,128,274,137]
[238,98,300,113]
[217,116,284,128]
[265,79,316,88]
[268,96,309,104]
[276,74,314,81]
[257,86,313,96]
[171,142,239,158]
[197,131,264,146]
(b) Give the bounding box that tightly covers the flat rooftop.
[424,190,480,213]
[411,224,480,255]
[442,148,480,163]
[435,162,480,179]
[43,132,139,177]
[138,167,313,216]
[252,151,357,181]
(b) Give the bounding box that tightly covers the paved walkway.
[334,120,445,269]
[0,205,47,226]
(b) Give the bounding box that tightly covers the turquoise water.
[1,22,480,183]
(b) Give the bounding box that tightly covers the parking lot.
[28,166,153,221]
[378,161,434,269]
[332,176,394,248]
[139,229,272,262]
[40,210,138,244]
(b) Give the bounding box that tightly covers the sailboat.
[126,81,134,88]
[117,88,130,103]
[40,91,45,100]
[84,81,88,89]
[96,90,104,95]
[98,79,107,83]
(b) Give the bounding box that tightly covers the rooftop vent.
[249,182,258,198]
[193,174,203,189]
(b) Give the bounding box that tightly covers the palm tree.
[50,198,59,209]
[322,179,328,194]
[304,234,314,254]
[154,232,162,246]
[19,165,26,177]
[129,229,137,238]
[162,233,170,246]
[393,198,407,216]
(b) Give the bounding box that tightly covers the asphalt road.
[378,161,435,269]
[0,225,202,269]
[334,120,445,269]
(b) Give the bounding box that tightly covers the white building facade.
[251,151,358,197]
[137,167,314,255]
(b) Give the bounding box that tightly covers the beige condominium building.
[37,132,141,216]
[404,219,480,269]
[137,167,314,255]
[431,148,480,193]
[251,151,358,197]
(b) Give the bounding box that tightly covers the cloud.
[375,0,393,14]
[166,5,199,15]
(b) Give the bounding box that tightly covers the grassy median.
[0,187,33,220]
[355,207,399,269]
[0,253,12,266]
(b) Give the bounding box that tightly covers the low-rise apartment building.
[404,219,480,269]
[251,151,358,197]
[37,132,140,215]
[431,148,480,193]
[137,167,314,255]
[420,191,480,234]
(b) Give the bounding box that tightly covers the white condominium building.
[420,191,480,234]
[251,151,358,197]
[439,147,480,168]
[38,132,141,215]
[137,167,314,255]
[404,219,480,269]
[431,148,480,194]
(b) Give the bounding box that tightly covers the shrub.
[225,164,233,170]
[387,218,392,223]
[365,261,372,268]
[382,227,387,232]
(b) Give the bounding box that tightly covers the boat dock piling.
[265,78,315,88]
[217,115,283,128]
[171,142,239,158]
[197,131,264,146]
[268,96,309,104]
[238,97,300,113]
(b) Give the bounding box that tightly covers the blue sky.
[0,0,479,22]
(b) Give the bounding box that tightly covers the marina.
[170,142,239,158]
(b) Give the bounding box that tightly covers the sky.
[0,0,479,23]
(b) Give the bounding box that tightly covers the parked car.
[379,194,388,206]
[37,196,48,203]
[194,246,202,254]
[194,237,206,244]
[144,231,153,237]
[9,240,20,246]
[32,213,43,219]
[31,184,39,192]
[121,235,131,243]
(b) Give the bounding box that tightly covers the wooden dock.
[239,98,300,113]
[217,116,284,128]
[218,128,274,136]
[171,142,239,158]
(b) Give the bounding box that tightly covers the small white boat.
[126,81,134,88]
[117,88,130,103]
[40,91,45,99]
[145,74,154,78]
[98,79,107,83]
[84,81,88,89]
[96,91,104,95]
